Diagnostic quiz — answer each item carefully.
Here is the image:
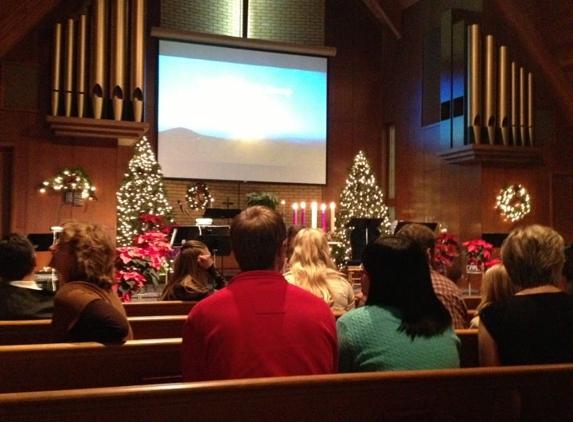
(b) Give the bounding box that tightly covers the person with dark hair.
[182,206,338,381]
[160,240,227,301]
[479,224,573,366]
[397,223,468,328]
[282,224,304,272]
[0,233,55,319]
[50,221,132,343]
[337,235,460,372]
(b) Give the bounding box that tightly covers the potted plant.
[245,191,279,209]
[434,232,461,275]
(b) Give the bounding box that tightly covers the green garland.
[186,182,212,210]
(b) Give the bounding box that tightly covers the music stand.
[346,218,383,263]
[203,208,242,220]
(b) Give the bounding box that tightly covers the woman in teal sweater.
[337,235,460,372]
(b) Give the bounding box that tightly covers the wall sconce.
[38,167,97,206]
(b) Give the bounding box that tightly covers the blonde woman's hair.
[285,228,343,305]
[161,240,210,299]
[476,263,516,314]
[58,221,116,289]
[501,224,565,289]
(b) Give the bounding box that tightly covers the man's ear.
[275,239,288,270]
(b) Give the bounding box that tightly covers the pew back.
[1,364,572,422]
[0,338,182,393]
[123,300,197,317]
[0,315,188,345]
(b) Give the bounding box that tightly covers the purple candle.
[292,203,299,225]
[300,202,306,226]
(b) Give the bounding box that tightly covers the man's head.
[396,223,436,264]
[230,206,287,271]
[0,234,37,282]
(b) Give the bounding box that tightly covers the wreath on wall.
[186,182,213,210]
[496,184,531,222]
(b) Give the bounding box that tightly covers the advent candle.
[281,199,286,216]
[321,204,327,231]
[311,202,318,228]
[300,202,306,227]
[330,202,336,232]
[292,203,299,225]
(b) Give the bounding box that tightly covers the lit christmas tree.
[331,151,392,266]
[116,136,174,246]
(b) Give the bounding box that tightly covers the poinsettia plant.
[462,239,495,270]
[114,214,174,302]
[434,233,461,274]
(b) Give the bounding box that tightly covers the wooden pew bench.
[1,363,572,422]
[0,329,480,395]
[0,315,188,345]
[123,300,197,317]
[0,338,182,394]
[0,311,346,345]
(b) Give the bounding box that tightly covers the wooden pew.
[1,310,346,345]
[0,315,188,345]
[123,300,197,317]
[1,363,572,422]
[456,328,478,368]
[464,295,481,309]
[0,338,182,394]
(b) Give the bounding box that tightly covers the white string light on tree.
[496,184,531,222]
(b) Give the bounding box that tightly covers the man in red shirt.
[182,205,338,381]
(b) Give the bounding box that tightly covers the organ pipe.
[484,35,496,145]
[131,0,145,122]
[76,15,87,118]
[51,23,62,116]
[91,0,106,119]
[110,0,127,121]
[498,46,510,145]
[467,24,482,144]
[64,19,74,117]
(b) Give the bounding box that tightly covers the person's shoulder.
[431,270,463,294]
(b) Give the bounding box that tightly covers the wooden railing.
[1,363,572,422]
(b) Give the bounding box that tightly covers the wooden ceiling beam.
[490,0,573,126]
[361,0,403,39]
[0,0,65,59]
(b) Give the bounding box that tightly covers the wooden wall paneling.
[27,139,74,233]
[0,146,13,237]
[552,174,573,243]
[439,162,463,236]
[68,141,119,231]
[456,164,482,242]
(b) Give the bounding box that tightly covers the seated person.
[479,224,573,366]
[182,206,338,381]
[0,233,55,319]
[161,240,227,301]
[281,224,304,272]
[337,235,460,372]
[50,221,133,343]
[284,228,355,312]
[470,263,516,328]
[398,223,468,328]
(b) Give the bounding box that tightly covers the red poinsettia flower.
[462,239,494,267]
[434,233,460,274]
[114,225,173,302]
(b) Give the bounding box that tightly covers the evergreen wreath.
[496,184,531,222]
[186,182,212,210]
